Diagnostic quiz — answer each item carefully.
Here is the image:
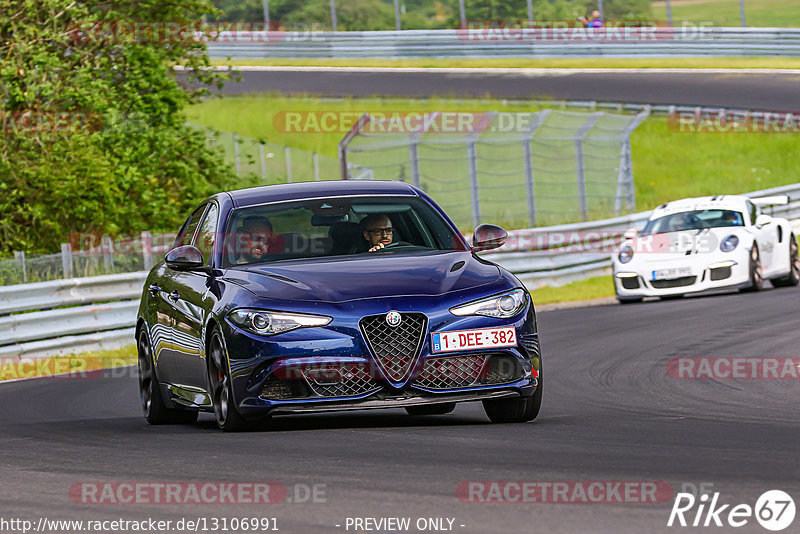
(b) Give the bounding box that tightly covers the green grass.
[211,57,800,69]
[651,0,800,27]
[529,275,615,305]
[0,345,137,382]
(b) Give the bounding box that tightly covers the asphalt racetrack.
[2,287,799,533]
[212,67,800,111]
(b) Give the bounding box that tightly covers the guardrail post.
[102,236,114,273]
[14,251,27,284]
[61,243,73,279]
[259,142,267,180]
[284,146,292,183]
[233,133,241,176]
[142,231,154,271]
[313,152,320,181]
[467,139,480,228]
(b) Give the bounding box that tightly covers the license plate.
[431,327,516,353]
[651,267,692,280]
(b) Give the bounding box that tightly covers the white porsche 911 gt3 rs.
[613,195,800,303]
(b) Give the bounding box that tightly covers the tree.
[0,0,236,254]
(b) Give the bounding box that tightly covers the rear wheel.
[137,328,198,425]
[741,245,764,292]
[208,328,250,432]
[771,235,800,287]
[405,403,456,416]
[483,377,542,424]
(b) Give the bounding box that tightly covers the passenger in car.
[361,213,395,252]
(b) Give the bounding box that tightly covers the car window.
[642,209,745,235]
[195,203,219,263]
[747,201,759,225]
[174,205,207,249]
[223,196,466,267]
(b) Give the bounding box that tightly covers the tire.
[207,327,250,432]
[617,297,643,304]
[771,234,800,287]
[405,403,456,416]
[483,377,542,424]
[137,328,198,425]
[741,244,764,292]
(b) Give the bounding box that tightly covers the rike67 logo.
[668,490,795,531]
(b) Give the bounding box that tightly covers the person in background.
[579,10,603,28]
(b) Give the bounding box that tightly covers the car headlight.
[228,309,332,336]
[450,289,528,318]
[618,245,634,264]
[720,235,739,252]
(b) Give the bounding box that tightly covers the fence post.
[14,251,27,284]
[330,0,337,30]
[523,110,551,227]
[284,146,292,183]
[233,133,241,176]
[408,135,421,188]
[259,142,267,180]
[575,112,603,221]
[466,139,480,228]
[615,107,649,214]
[102,236,114,272]
[313,152,320,181]
[61,243,73,279]
[142,231,154,271]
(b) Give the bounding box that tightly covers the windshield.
[222,196,467,267]
[642,209,745,235]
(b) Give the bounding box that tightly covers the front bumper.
[613,249,751,298]
[219,298,540,419]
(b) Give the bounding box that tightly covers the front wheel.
[771,234,800,287]
[741,245,764,292]
[137,328,198,425]
[208,328,250,432]
[483,378,542,424]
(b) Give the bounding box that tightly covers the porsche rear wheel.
[741,245,764,292]
[771,235,800,287]
[138,328,198,425]
[405,403,456,416]
[483,378,542,424]
[208,328,249,432]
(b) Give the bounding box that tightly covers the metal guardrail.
[206,28,800,59]
[2,183,800,361]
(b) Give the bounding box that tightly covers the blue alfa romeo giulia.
[136,181,542,430]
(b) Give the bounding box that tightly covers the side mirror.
[755,214,773,227]
[166,245,205,271]
[472,224,508,252]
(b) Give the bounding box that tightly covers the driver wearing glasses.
[361,213,395,252]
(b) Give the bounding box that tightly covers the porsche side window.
[195,203,219,262]
[174,205,207,249]
[747,201,758,226]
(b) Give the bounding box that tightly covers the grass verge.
[529,276,615,305]
[0,345,137,382]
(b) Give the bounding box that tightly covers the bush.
[0,0,237,255]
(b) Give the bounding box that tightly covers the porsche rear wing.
[751,195,789,207]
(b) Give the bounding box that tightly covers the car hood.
[223,251,501,303]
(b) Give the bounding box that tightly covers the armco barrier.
[2,183,800,360]
[205,28,800,59]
